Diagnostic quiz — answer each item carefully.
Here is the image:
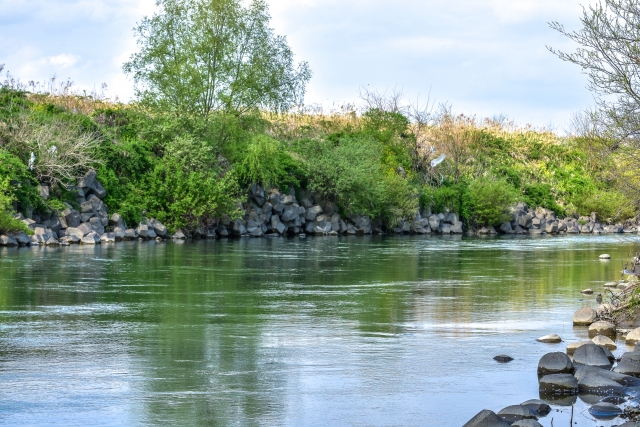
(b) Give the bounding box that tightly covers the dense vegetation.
[0,0,635,235]
[0,85,632,234]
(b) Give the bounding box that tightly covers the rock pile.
[2,179,640,248]
[0,170,169,247]
[496,202,637,236]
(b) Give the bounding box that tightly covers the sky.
[0,0,597,130]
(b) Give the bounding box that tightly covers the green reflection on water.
[0,235,634,426]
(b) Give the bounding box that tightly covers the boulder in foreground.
[462,409,511,427]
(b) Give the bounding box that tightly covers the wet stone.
[462,409,511,427]
[537,352,574,376]
[537,334,561,343]
[493,355,514,363]
[573,307,597,326]
[496,405,537,424]
[588,402,622,418]
[511,420,543,427]
[573,343,612,369]
[539,374,579,395]
[589,321,617,339]
[520,399,551,417]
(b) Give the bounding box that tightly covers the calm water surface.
[0,235,636,426]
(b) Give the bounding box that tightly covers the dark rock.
[149,218,167,236]
[537,352,574,376]
[588,402,622,418]
[109,213,125,228]
[305,205,323,221]
[511,420,543,427]
[613,351,640,377]
[496,405,537,424]
[601,396,626,404]
[576,368,625,395]
[573,343,612,369]
[80,232,100,245]
[519,399,550,417]
[0,235,18,246]
[462,409,511,427]
[539,374,579,395]
[494,355,514,363]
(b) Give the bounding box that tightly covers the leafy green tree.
[124,0,311,118]
[468,178,517,226]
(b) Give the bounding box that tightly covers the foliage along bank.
[0,85,635,239]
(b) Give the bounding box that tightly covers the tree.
[549,0,640,140]
[123,0,311,119]
[549,0,640,207]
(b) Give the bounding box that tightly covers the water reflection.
[0,235,635,426]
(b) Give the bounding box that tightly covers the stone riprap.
[2,180,640,248]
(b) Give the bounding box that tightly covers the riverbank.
[1,171,639,248]
[464,269,640,426]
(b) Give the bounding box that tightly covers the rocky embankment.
[464,280,640,427]
[1,172,639,248]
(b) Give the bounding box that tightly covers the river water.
[0,235,636,426]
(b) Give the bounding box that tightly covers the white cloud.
[0,0,599,127]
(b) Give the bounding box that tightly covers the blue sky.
[0,0,595,130]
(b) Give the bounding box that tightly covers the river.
[0,235,635,426]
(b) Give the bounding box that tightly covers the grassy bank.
[0,86,633,234]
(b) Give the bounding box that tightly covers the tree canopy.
[123,0,312,118]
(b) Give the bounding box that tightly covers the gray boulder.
[100,233,116,243]
[496,405,537,424]
[537,352,574,376]
[77,169,97,190]
[588,402,622,418]
[63,209,81,228]
[149,218,167,236]
[0,235,18,246]
[92,181,107,198]
[451,220,463,234]
[462,410,511,427]
[500,222,514,234]
[519,399,550,417]
[305,206,323,221]
[428,215,440,230]
[109,213,125,228]
[573,307,597,326]
[80,232,100,245]
[613,351,640,377]
[539,374,578,395]
[136,224,150,238]
[124,229,137,240]
[511,420,543,427]
[588,321,616,338]
[573,343,612,369]
[13,232,31,245]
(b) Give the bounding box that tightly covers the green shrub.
[0,149,43,212]
[420,182,471,222]
[143,135,241,230]
[468,178,518,226]
[0,176,32,234]
[522,183,565,217]
[234,134,303,189]
[578,190,635,222]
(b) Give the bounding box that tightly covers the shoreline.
[1,177,639,249]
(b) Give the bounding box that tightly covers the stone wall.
[0,177,638,248]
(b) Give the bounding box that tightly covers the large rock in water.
[567,340,592,356]
[588,321,616,338]
[625,327,640,345]
[519,399,551,417]
[0,235,18,246]
[588,402,622,418]
[537,334,561,343]
[537,352,574,376]
[539,374,578,395]
[575,364,640,387]
[462,409,511,427]
[149,218,167,236]
[496,405,537,424]
[614,351,640,377]
[511,420,543,427]
[592,334,616,350]
[573,307,597,325]
[573,343,612,369]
